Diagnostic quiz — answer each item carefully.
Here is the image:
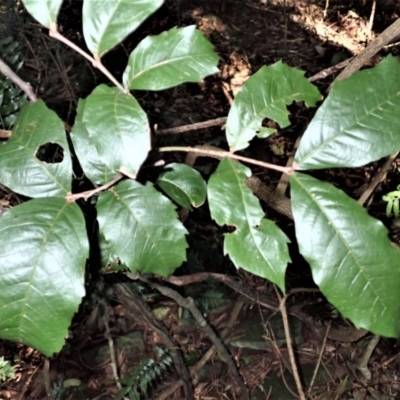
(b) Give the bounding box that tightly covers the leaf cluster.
[0,0,399,358]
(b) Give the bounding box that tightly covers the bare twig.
[159,145,293,174]
[138,275,250,400]
[43,358,53,399]
[367,0,377,41]
[357,152,399,206]
[275,288,306,400]
[306,321,331,398]
[49,24,126,93]
[66,174,124,202]
[0,57,37,102]
[156,117,227,135]
[113,281,194,400]
[154,296,247,400]
[104,315,123,392]
[356,335,380,381]
[334,18,400,83]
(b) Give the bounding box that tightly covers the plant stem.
[49,25,126,93]
[158,145,294,174]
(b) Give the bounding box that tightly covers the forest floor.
[1,0,400,399]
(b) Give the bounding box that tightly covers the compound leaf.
[83,0,163,57]
[21,0,62,28]
[157,163,207,209]
[0,100,72,198]
[123,26,219,90]
[226,61,321,152]
[290,172,400,337]
[70,85,150,182]
[295,55,400,170]
[97,180,188,276]
[208,158,290,291]
[0,198,88,356]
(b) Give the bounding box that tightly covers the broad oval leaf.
[97,180,188,276]
[83,0,164,57]
[0,198,89,356]
[21,0,62,28]
[295,55,400,170]
[0,100,72,197]
[70,84,150,182]
[157,163,207,209]
[70,97,119,185]
[290,172,400,337]
[208,158,290,291]
[226,61,321,152]
[123,25,219,90]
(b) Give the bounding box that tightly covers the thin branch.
[156,117,227,135]
[357,152,399,206]
[138,274,250,400]
[275,288,306,400]
[49,25,126,93]
[66,174,124,202]
[158,145,293,174]
[104,315,124,393]
[154,296,247,400]
[306,321,331,398]
[0,57,37,102]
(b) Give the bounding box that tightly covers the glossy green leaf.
[97,180,188,276]
[157,163,207,209]
[70,85,150,182]
[226,61,321,152]
[70,97,119,185]
[21,0,62,28]
[0,100,72,197]
[0,198,89,356]
[290,172,400,337]
[295,55,400,170]
[123,26,219,90]
[208,158,290,291]
[83,0,163,57]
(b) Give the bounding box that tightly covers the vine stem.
[49,24,127,93]
[158,145,294,174]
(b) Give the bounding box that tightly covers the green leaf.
[83,0,164,57]
[0,100,72,197]
[0,198,89,356]
[226,61,321,152]
[70,85,150,182]
[97,180,188,276]
[123,26,219,90]
[208,158,290,291]
[157,163,207,209]
[295,55,400,170]
[290,172,400,337]
[70,97,119,185]
[21,0,62,28]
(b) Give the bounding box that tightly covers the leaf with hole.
[295,55,400,170]
[83,0,164,57]
[0,100,71,197]
[226,61,321,152]
[97,180,188,276]
[123,26,219,90]
[290,172,400,337]
[157,163,207,209]
[0,198,89,356]
[208,158,290,291]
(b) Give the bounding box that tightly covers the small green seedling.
[0,357,15,382]
[383,184,400,217]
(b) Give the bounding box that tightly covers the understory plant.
[0,0,400,357]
